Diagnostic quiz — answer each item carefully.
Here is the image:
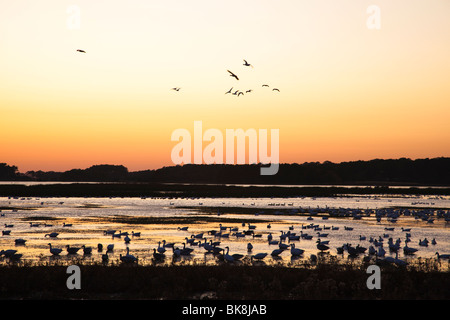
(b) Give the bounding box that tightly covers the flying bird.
[262,84,269,87]
[272,88,280,92]
[76,49,86,53]
[171,87,181,91]
[225,87,233,94]
[227,70,239,80]
[237,92,244,97]
[246,90,253,93]
[243,59,253,68]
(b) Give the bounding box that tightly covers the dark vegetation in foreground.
[1,258,449,300]
[2,157,450,185]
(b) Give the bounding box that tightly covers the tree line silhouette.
[1,157,449,185]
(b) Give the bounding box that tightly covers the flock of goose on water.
[1,208,449,266]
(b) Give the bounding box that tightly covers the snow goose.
[290,244,304,256]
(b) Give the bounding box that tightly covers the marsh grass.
[1,255,448,300]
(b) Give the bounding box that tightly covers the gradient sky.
[1,0,450,172]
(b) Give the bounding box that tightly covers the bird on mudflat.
[227,70,239,80]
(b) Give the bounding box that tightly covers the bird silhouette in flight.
[272,88,280,92]
[76,49,86,53]
[232,90,239,96]
[243,59,253,68]
[246,90,253,93]
[262,84,269,87]
[171,87,181,91]
[237,92,244,97]
[227,70,239,80]
[225,87,233,94]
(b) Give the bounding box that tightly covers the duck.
[132,231,141,237]
[63,222,73,227]
[106,244,114,252]
[247,243,253,252]
[97,243,103,252]
[124,235,131,244]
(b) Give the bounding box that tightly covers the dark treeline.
[1,157,450,185]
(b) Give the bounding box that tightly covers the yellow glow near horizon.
[1,1,450,172]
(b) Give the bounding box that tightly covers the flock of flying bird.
[172,59,281,96]
[75,49,279,96]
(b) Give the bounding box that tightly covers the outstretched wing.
[227,70,239,80]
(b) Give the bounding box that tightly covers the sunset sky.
[1,0,450,172]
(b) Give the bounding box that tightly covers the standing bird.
[243,59,253,68]
[76,49,86,53]
[227,70,239,80]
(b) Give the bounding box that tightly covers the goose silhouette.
[48,243,62,256]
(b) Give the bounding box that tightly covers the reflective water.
[1,194,449,266]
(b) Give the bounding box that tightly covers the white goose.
[120,247,138,263]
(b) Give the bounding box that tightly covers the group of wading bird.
[4,216,449,266]
[75,49,279,96]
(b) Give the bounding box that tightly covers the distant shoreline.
[0,183,449,198]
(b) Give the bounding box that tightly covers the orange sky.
[1,1,450,172]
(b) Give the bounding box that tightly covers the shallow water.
[1,194,449,266]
